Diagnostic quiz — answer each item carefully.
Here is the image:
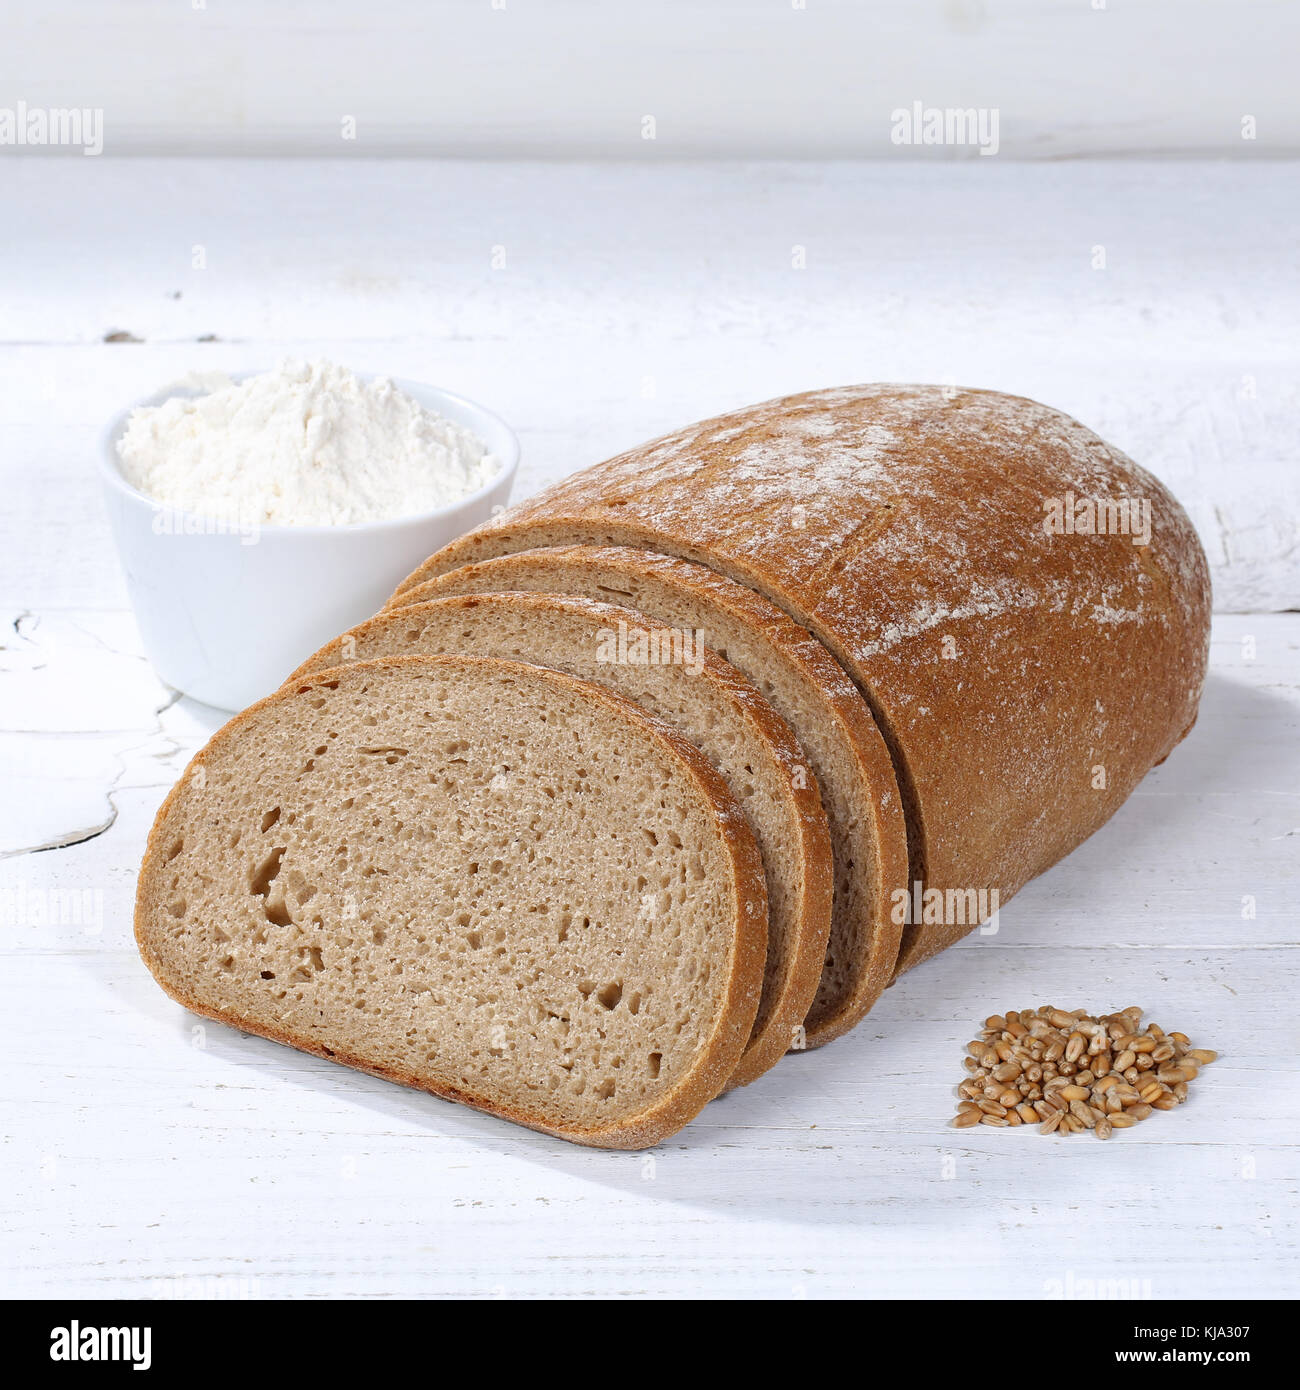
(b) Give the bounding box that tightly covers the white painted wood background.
[2,159,1298,1299]
[9,0,1300,158]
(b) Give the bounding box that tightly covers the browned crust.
[386,545,909,1048]
[135,654,768,1150]
[286,593,834,1088]
[391,385,1212,973]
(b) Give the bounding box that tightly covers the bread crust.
[285,592,834,1086]
[387,545,909,1048]
[135,655,769,1149]
[393,386,1212,970]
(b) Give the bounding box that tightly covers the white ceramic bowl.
[99,374,519,712]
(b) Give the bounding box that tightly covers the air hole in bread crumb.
[596,981,622,1010]
[361,746,408,764]
[647,1052,662,1078]
[289,945,325,983]
[260,807,281,833]
[250,846,284,895]
[595,1079,616,1100]
[250,847,291,925]
[260,970,275,979]
[164,838,184,863]
[165,898,186,919]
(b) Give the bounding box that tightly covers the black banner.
[9,1298,1289,1377]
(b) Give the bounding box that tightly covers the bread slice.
[286,592,833,1086]
[385,546,909,1048]
[135,655,768,1149]
[390,385,1212,973]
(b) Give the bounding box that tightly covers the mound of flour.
[117,360,501,526]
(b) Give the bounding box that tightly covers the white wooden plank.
[9,0,1299,158]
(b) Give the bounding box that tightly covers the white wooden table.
[2,159,1298,1299]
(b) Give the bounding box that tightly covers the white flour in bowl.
[116,359,501,526]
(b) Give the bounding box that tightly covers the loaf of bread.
[285,591,832,1085]
[384,545,909,1048]
[137,383,1212,1148]
[135,656,768,1148]
[394,386,1212,969]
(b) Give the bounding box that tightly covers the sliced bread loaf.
[286,592,833,1086]
[135,655,768,1149]
[385,545,909,1048]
